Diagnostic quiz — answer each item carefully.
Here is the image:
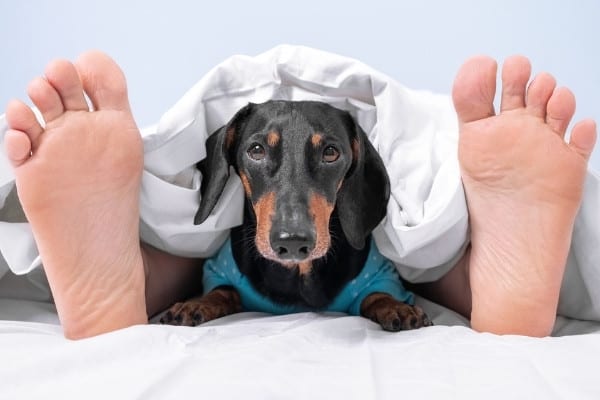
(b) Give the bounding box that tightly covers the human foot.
[4,52,147,339]
[453,55,597,336]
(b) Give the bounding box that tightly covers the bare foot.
[4,52,147,339]
[452,55,597,336]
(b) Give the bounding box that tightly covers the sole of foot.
[4,52,148,339]
[453,55,596,336]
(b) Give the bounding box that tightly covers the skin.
[422,56,597,337]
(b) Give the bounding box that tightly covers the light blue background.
[1,0,598,169]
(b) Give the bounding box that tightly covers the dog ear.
[194,104,254,225]
[336,118,390,249]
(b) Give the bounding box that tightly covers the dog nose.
[271,231,315,261]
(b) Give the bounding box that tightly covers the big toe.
[75,51,131,112]
[452,56,498,126]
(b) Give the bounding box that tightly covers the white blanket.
[1,45,600,398]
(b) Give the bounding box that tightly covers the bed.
[1,296,600,398]
[1,45,599,399]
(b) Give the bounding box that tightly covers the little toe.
[526,72,556,118]
[27,77,64,123]
[500,55,531,112]
[4,130,32,167]
[452,55,497,126]
[44,59,88,112]
[546,87,576,138]
[5,99,44,147]
[569,119,597,161]
[75,51,131,112]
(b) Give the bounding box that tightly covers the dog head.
[195,101,390,266]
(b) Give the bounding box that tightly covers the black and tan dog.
[161,101,432,331]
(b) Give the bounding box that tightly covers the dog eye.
[322,145,340,163]
[247,143,266,160]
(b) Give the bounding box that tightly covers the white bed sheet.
[1,296,599,399]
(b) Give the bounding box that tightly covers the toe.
[500,55,531,112]
[27,77,64,123]
[526,72,556,118]
[44,59,88,112]
[546,87,576,138]
[5,99,44,147]
[452,55,497,125]
[569,119,597,161]
[4,130,32,167]
[75,51,131,111]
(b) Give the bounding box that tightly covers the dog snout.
[270,229,315,261]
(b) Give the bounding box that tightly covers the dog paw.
[361,293,433,332]
[159,288,243,327]
[159,300,208,326]
[379,303,433,332]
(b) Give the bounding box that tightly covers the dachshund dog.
[161,101,432,331]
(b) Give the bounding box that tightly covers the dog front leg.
[160,286,242,326]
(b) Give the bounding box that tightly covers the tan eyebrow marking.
[311,133,323,148]
[267,131,280,147]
